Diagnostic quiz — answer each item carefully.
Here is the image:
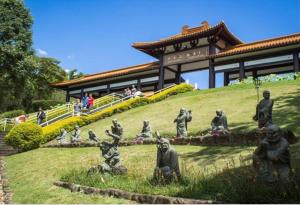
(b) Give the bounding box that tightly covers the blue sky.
[25,0,300,89]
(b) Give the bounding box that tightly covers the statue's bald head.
[263,90,270,99]
[216,109,223,116]
[157,138,170,152]
[266,124,281,142]
[180,108,186,114]
[112,119,118,126]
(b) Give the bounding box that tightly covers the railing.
[152,84,176,96]
[0,118,15,132]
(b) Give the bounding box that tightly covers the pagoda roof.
[132,21,243,56]
[213,33,300,58]
[51,62,159,88]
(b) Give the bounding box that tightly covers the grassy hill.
[4,79,300,203]
[77,80,300,141]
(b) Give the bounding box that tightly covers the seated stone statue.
[211,109,229,134]
[173,108,192,138]
[88,141,127,175]
[136,120,152,139]
[71,125,81,143]
[253,90,274,128]
[153,138,180,183]
[105,119,123,146]
[253,124,291,183]
[88,129,100,143]
[56,128,67,144]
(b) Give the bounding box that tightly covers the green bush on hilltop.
[4,123,43,151]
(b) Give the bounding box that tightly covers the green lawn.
[5,145,255,203]
[74,80,300,141]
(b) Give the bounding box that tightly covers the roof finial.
[201,21,209,29]
[182,25,189,35]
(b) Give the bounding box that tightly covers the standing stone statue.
[253,90,274,128]
[211,109,229,134]
[136,120,152,139]
[105,119,123,145]
[56,128,67,144]
[253,124,291,183]
[173,108,192,138]
[88,129,100,143]
[153,138,181,183]
[71,125,81,143]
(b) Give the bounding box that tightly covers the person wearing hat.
[253,124,291,183]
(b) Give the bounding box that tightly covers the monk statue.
[211,109,229,134]
[173,108,192,138]
[253,90,274,128]
[153,138,181,183]
[71,125,81,143]
[105,119,123,145]
[136,120,152,139]
[88,141,127,175]
[253,124,291,183]
[88,129,100,143]
[56,128,67,144]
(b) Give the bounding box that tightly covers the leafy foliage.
[0,109,25,119]
[4,123,42,151]
[31,100,65,111]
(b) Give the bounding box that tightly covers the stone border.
[0,158,12,204]
[43,130,298,148]
[54,181,217,204]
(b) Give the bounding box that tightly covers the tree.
[0,0,34,111]
[67,69,84,80]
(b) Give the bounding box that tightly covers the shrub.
[32,100,65,111]
[42,116,85,143]
[4,123,43,151]
[0,109,25,119]
[148,83,194,103]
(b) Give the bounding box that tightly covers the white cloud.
[36,48,48,56]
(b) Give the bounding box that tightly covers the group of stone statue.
[56,88,293,184]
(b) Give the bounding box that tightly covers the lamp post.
[253,78,262,104]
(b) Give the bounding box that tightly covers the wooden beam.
[252,70,257,79]
[293,51,300,72]
[80,89,84,100]
[66,90,70,102]
[208,43,216,88]
[239,62,245,81]
[107,84,110,94]
[137,79,141,90]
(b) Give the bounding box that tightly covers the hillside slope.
[78,80,300,140]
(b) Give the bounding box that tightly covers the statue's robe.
[137,124,152,138]
[175,113,188,137]
[255,99,274,128]
[156,148,180,177]
[211,114,228,131]
[253,137,290,183]
[110,124,123,145]
[72,129,81,142]
[56,130,67,144]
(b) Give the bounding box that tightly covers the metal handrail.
[152,83,177,95]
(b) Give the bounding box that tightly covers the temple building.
[51,21,300,101]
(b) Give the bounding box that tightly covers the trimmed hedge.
[148,83,194,103]
[32,100,65,111]
[4,123,43,151]
[0,109,25,119]
[5,83,193,151]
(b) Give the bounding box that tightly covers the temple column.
[158,52,165,90]
[209,59,215,88]
[252,70,258,79]
[137,79,141,90]
[80,89,84,100]
[66,90,70,102]
[224,72,229,86]
[107,84,110,94]
[239,62,245,81]
[293,51,300,72]
[175,64,182,84]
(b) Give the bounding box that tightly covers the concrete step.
[0,132,17,156]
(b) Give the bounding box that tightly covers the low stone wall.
[54,181,217,204]
[0,158,12,204]
[43,129,297,148]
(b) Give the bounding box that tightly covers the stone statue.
[88,141,127,175]
[253,124,291,183]
[71,125,81,143]
[211,109,229,134]
[105,119,123,146]
[56,128,67,144]
[173,108,192,138]
[253,90,274,128]
[88,129,100,143]
[153,138,181,183]
[136,120,152,139]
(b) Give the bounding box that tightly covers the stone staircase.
[0,132,17,156]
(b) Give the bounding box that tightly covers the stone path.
[0,158,11,204]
